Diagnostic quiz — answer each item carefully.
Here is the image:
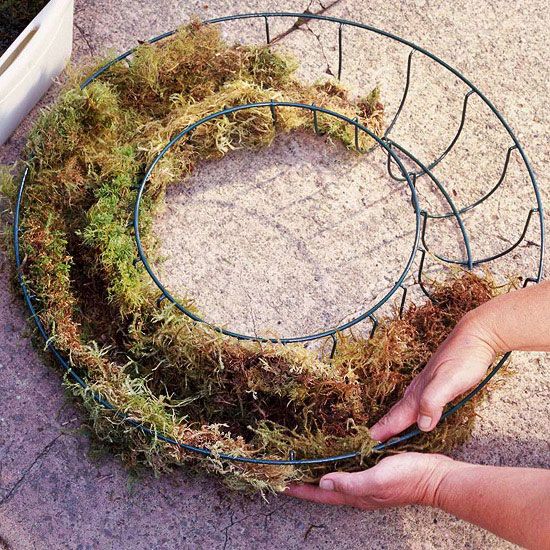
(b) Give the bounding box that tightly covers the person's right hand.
[369,310,499,442]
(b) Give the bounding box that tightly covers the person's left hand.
[285,452,455,510]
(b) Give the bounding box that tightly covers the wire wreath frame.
[14,12,544,466]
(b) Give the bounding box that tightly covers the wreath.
[4,22,503,493]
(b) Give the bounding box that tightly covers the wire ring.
[133,101,421,343]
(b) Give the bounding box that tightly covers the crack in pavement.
[270,0,345,45]
[262,503,285,530]
[0,434,63,507]
[221,512,236,550]
[73,21,96,55]
[221,503,286,549]
[303,22,335,77]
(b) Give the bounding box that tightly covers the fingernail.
[417,414,432,431]
[369,430,382,442]
[319,479,335,491]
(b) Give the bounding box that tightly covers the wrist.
[415,454,463,508]
[427,458,479,510]
[459,309,506,356]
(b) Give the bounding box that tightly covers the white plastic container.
[0,0,74,145]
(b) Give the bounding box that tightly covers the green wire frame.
[14,12,544,466]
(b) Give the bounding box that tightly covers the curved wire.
[383,49,415,139]
[421,207,539,266]
[425,145,518,220]
[384,138,473,269]
[387,90,475,182]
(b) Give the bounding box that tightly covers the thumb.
[319,470,371,496]
[369,390,419,442]
[416,359,488,431]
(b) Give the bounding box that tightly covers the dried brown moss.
[4,22,511,494]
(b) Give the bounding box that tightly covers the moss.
[7,21,513,494]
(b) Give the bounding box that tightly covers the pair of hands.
[286,310,498,509]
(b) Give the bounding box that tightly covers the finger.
[417,360,486,431]
[369,391,419,442]
[284,483,350,506]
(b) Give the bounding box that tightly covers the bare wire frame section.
[14,12,544,466]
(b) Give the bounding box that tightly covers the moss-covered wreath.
[2,22,512,493]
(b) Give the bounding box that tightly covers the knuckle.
[400,387,420,409]
[337,476,363,497]
[419,393,441,412]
